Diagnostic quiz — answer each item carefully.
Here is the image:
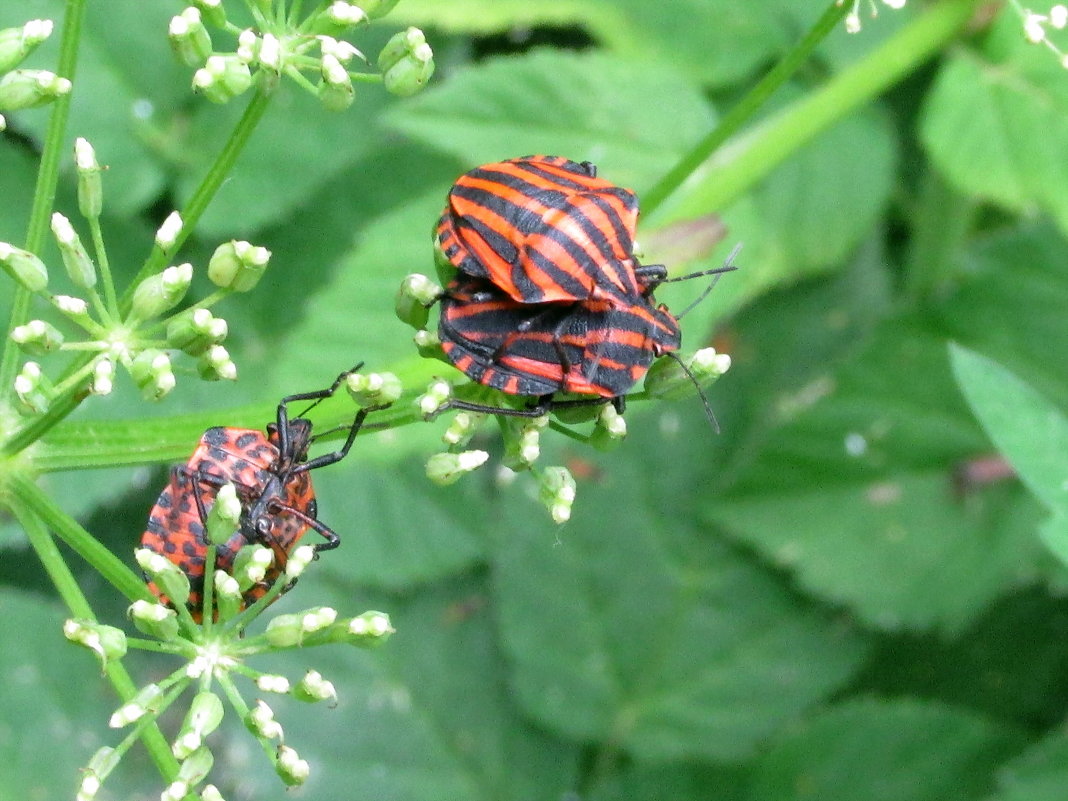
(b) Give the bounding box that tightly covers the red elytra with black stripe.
[436,155,650,306]
[438,273,681,400]
[140,370,369,620]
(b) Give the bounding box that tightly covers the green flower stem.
[125,637,194,656]
[654,0,983,225]
[642,0,850,218]
[2,389,86,458]
[89,215,120,319]
[9,471,153,603]
[0,0,87,402]
[122,89,273,310]
[9,489,179,781]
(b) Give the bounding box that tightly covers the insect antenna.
[662,243,743,320]
[663,350,721,434]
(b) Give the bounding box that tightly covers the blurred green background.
[3,0,1068,799]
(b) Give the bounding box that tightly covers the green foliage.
[4,0,1068,799]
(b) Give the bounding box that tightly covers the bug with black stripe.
[436,155,663,307]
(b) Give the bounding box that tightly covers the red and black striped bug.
[140,368,371,620]
[438,272,680,402]
[436,155,665,307]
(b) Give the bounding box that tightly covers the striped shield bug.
[435,155,656,306]
[140,367,374,619]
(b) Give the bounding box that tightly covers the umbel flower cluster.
[1,136,268,411]
[66,484,393,801]
[169,0,434,107]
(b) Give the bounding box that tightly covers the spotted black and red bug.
[436,155,665,306]
[140,368,371,619]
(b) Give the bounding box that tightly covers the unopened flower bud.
[169,8,212,68]
[264,606,336,646]
[327,1,368,27]
[414,328,447,360]
[173,691,224,759]
[53,294,91,325]
[197,344,237,381]
[166,308,228,355]
[130,263,192,322]
[318,53,354,111]
[74,138,104,218]
[129,349,176,401]
[276,745,310,786]
[0,241,48,291]
[207,239,270,292]
[109,683,165,728]
[319,36,363,64]
[284,544,316,580]
[204,482,241,545]
[0,114,5,132]
[441,410,483,447]
[588,402,627,451]
[0,19,54,73]
[346,611,394,645]
[426,449,488,486]
[0,69,71,111]
[293,669,337,704]
[213,570,242,621]
[77,745,118,801]
[128,599,180,640]
[14,360,49,413]
[378,28,434,97]
[417,378,451,417]
[91,357,114,396]
[256,673,292,694]
[155,211,183,252]
[201,785,226,801]
[193,54,252,103]
[11,319,63,356]
[50,212,96,288]
[163,746,213,800]
[192,0,226,27]
[345,370,402,407]
[63,619,127,668]
[247,699,284,740]
[232,544,274,589]
[539,465,576,524]
[643,347,731,400]
[136,547,192,609]
[395,273,441,329]
[502,416,547,470]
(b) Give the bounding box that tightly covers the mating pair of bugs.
[141,155,735,620]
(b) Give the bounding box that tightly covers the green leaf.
[494,429,871,761]
[707,317,1047,634]
[664,102,897,335]
[854,588,1068,730]
[990,730,1068,801]
[178,79,389,237]
[747,697,1023,801]
[267,186,447,395]
[394,0,794,87]
[950,344,1068,516]
[311,447,488,590]
[921,13,1068,238]
[382,49,716,191]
